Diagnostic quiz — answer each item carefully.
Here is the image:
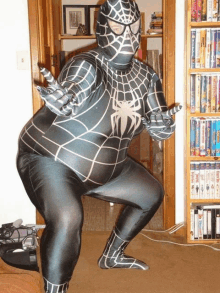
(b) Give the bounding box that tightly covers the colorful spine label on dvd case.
[205,162,211,199]
[198,209,203,239]
[207,0,212,22]
[211,119,216,156]
[210,162,216,199]
[201,75,207,113]
[215,162,220,199]
[212,76,218,112]
[195,118,200,156]
[200,162,206,198]
[212,0,218,21]
[197,0,202,21]
[190,163,196,199]
[196,74,201,112]
[200,119,206,156]
[207,75,211,112]
[211,29,217,68]
[191,0,197,21]
[215,119,220,156]
[206,119,211,156]
[195,162,200,199]
[191,29,196,68]
[206,29,211,68]
[196,29,201,68]
[190,74,196,113]
[211,76,216,112]
[203,209,208,239]
[217,30,220,68]
[190,118,196,156]
[200,29,206,68]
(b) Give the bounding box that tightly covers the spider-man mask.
[96,0,141,70]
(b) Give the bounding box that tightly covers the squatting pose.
[17,0,181,292]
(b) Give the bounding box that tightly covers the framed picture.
[63,5,88,35]
[88,5,101,35]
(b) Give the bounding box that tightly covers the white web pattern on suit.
[44,278,68,293]
[97,0,140,64]
[98,230,147,270]
[106,0,139,23]
[20,51,166,186]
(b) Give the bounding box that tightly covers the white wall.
[175,0,185,224]
[0,0,35,225]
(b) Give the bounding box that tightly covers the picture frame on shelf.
[63,5,88,35]
[88,5,101,35]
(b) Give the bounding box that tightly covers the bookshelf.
[186,0,220,243]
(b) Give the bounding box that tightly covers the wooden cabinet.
[186,0,220,243]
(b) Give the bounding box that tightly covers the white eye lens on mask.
[130,18,140,34]
[108,19,125,35]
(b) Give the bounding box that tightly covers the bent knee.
[47,207,83,233]
[141,180,164,210]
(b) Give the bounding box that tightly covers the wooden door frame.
[163,0,176,229]
[28,0,44,115]
[28,0,176,228]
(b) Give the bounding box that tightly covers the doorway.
[27,0,176,231]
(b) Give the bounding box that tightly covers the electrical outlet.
[16,51,30,70]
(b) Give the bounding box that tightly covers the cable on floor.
[141,222,220,252]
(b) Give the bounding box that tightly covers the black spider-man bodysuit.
[17,0,181,292]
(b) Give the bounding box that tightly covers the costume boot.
[44,278,69,293]
[98,229,149,270]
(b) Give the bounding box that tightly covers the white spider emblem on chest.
[111,91,142,136]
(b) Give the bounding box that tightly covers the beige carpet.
[1,230,220,293]
[67,231,220,293]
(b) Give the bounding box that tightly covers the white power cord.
[141,222,220,252]
[142,222,185,234]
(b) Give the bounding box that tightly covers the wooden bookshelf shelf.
[189,68,220,73]
[190,199,220,203]
[190,21,220,28]
[190,157,220,161]
[59,34,162,40]
[189,113,220,117]
[59,35,96,39]
[187,239,220,244]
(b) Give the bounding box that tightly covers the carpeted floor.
[64,230,220,293]
[1,229,220,292]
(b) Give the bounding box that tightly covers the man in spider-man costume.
[17,0,181,292]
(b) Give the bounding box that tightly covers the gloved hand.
[142,104,182,141]
[36,67,75,116]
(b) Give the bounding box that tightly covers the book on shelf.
[190,161,220,199]
[146,50,163,80]
[190,117,220,157]
[190,28,220,69]
[191,0,220,22]
[190,73,220,113]
[147,28,162,35]
[147,11,162,35]
[190,204,220,240]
